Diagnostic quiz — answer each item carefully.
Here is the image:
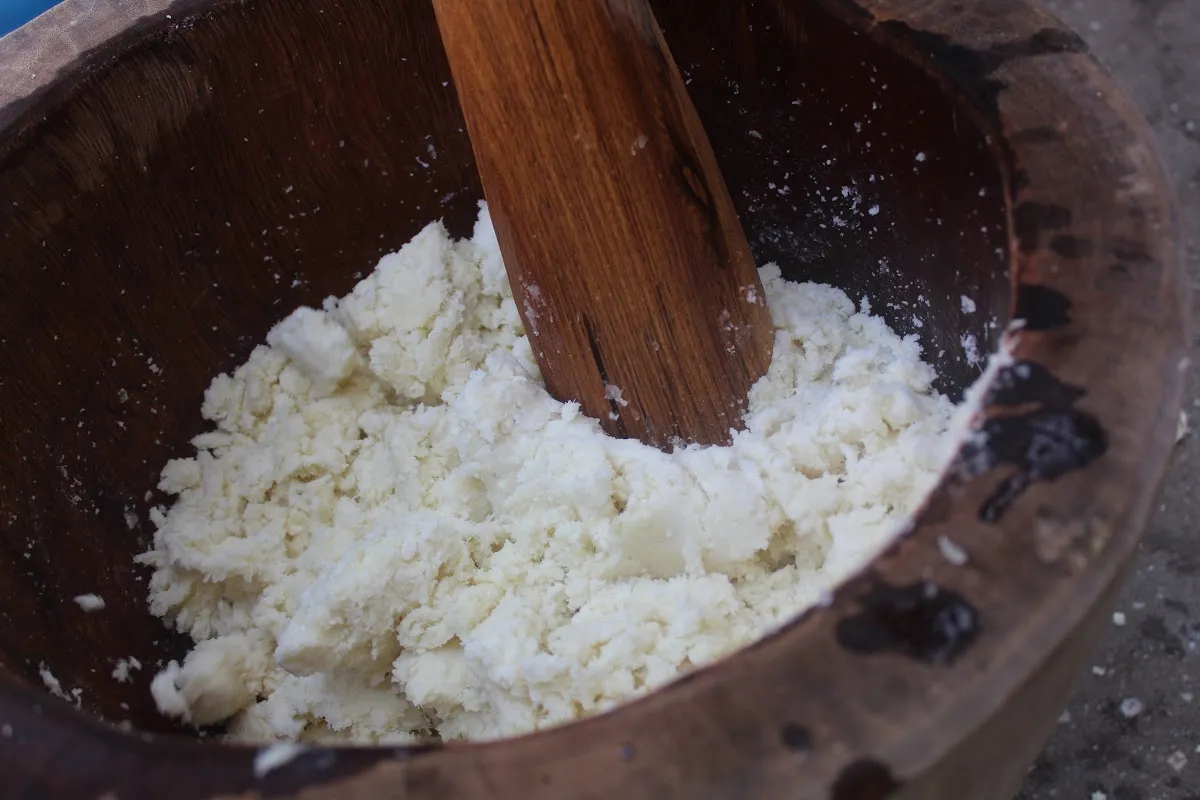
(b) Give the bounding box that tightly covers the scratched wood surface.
[434,0,772,448]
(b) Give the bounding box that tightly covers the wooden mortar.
[0,0,1186,798]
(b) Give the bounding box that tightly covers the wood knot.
[680,163,711,209]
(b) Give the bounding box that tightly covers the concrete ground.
[1016,2,1200,797]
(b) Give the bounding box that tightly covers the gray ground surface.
[1016,2,1200,797]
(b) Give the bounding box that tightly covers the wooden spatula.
[433,0,772,448]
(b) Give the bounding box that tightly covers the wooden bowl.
[0,0,1186,797]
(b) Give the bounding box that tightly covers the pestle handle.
[433,0,773,448]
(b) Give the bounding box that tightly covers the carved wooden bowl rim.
[0,0,1187,798]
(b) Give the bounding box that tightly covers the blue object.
[1,0,61,37]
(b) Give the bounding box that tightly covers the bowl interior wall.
[0,0,1007,734]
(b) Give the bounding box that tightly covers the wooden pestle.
[433,0,773,448]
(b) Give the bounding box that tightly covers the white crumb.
[603,383,629,407]
[254,742,307,778]
[112,657,143,683]
[73,594,106,612]
[937,536,968,565]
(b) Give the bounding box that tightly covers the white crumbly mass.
[139,204,963,745]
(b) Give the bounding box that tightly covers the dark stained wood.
[433,0,773,448]
[0,0,1186,798]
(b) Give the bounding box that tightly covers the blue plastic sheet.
[1,1,62,38]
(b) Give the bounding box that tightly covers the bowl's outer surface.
[0,0,1187,798]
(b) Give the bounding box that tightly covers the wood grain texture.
[0,0,1186,798]
[433,0,772,447]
